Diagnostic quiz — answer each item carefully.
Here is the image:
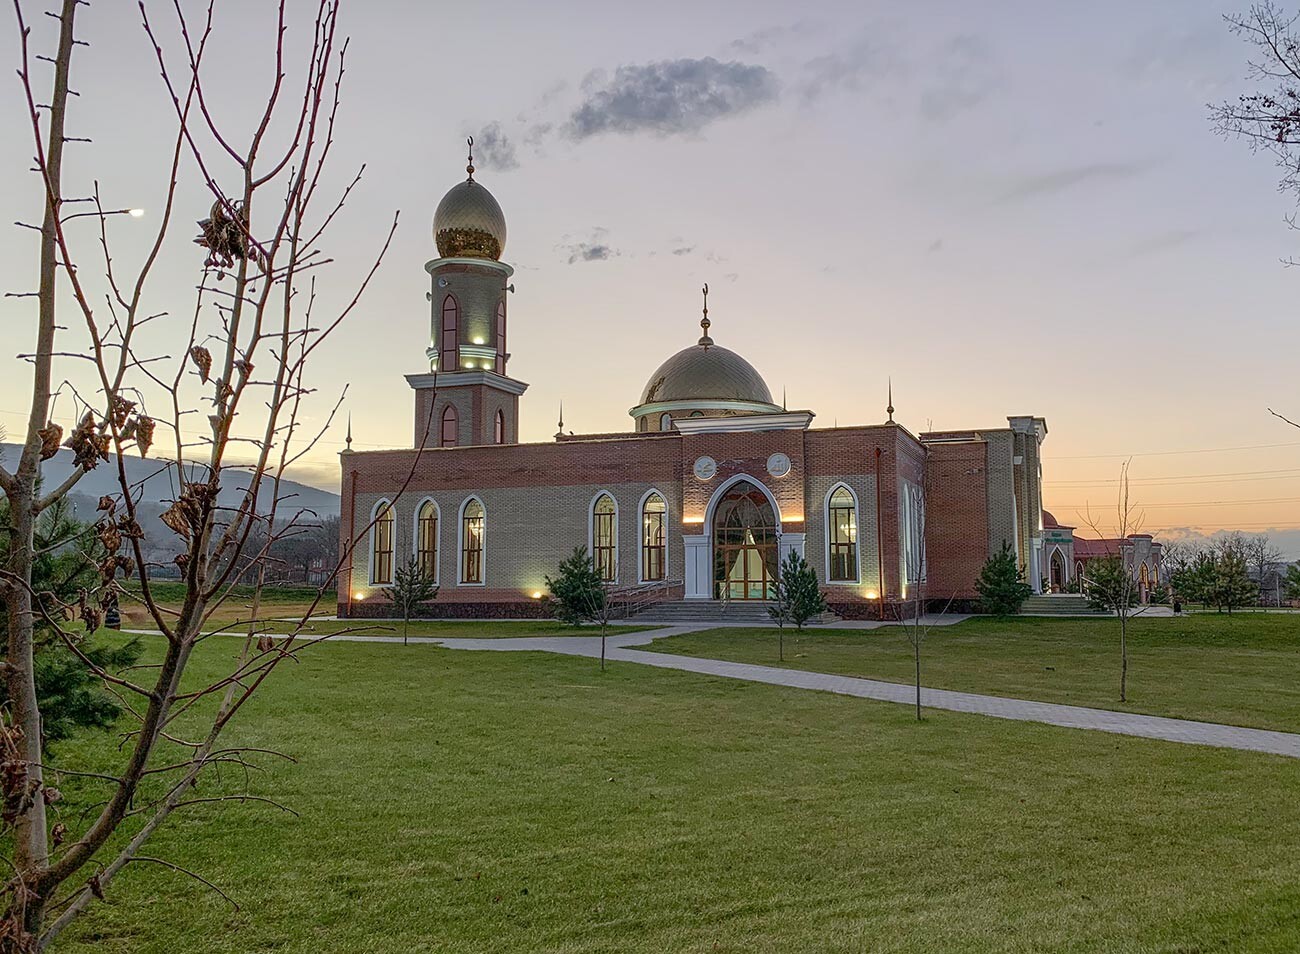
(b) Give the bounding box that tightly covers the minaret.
[406,140,529,448]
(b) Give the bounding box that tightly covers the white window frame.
[823,482,861,586]
[457,496,486,586]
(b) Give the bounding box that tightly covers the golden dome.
[433,179,507,260]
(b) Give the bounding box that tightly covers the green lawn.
[646,614,1300,732]
[50,636,1300,953]
[264,618,649,639]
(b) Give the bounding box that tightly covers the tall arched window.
[592,494,617,581]
[494,299,506,373]
[827,486,858,582]
[416,500,438,580]
[494,408,505,445]
[641,492,666,582]
[371,501,394,585]
[440,295,459,370]
[659,412,673,431]
[460,498,484,584]
[441,405,458,447]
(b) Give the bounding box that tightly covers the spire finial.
[466,135,475,181]
[555,400,565,439]
[887,378,895,423]
[345,412,353,450]
[782,386,787,411]
[698,282,713,348]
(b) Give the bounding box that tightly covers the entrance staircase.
[629,599,840,626]
[1020,594,1107,617]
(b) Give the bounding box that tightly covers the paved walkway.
[128,623,1300,759]
[422,627,1300,759]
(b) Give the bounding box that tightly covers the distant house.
[1249,561,1295,607]
[1042,510,1164,603]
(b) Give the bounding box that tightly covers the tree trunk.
[3,1,81,936]
[1119,613,1128,703]
[914,638,922,721]
[600,623,606,672]
[778,625,784,662]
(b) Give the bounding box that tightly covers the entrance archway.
[712,479,778,600]
[1049,549,1066,592]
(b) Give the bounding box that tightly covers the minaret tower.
[406,138,528,448]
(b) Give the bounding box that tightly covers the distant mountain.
[0,444,340,518]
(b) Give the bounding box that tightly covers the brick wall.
[924,441,989,599]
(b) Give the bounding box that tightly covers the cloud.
[564,57,779,139]
[731,20,820,55]
[560,227,621,265]
[798,33,902,102]
[994,161,1151,205]
[671,246,695,256]
[471,121,518,171]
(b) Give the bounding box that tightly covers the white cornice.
[671,411,815,435]
[424,257,515,277]
[405,371,529,396]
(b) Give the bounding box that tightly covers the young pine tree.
[382,557,439,645]
[974,543,1032,616]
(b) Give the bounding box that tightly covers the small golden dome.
[433,179,507,260]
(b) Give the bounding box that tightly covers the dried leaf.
[190,346,212,383]
[88,874,105,901]
[110,395,136,427]
[42,787,61,805]
[135,415,155,457]
[51,822,66,847]
[37,422,62,461]
[96,495,116,514]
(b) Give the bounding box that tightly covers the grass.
[118,582,335,629]
[646,614,1300,732]
[259,618,650,639]
[115,584,641,638]
[50,636,1300,953]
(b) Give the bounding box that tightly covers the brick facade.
[339,413,1048,617]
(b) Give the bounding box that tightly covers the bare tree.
[0,2,400,947]
[1079,460,1149,703]
[1213,3,1300,429]
[1245,533,1285,604]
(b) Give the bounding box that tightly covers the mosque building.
[337,153,1058,619]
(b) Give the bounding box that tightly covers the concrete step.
[1020,594,1107,616]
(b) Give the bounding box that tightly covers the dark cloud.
[560,228,620,265]
[927,238,944,253]
[671,246,695,256]
[564,57,779,139]
[471,121,518,171]
[995,161,1151,205]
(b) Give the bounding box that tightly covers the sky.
[2,0,1300,553]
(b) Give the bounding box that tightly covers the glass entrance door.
[712,480,778,600]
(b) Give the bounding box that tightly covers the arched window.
[827,486,858,582]
[659,412,673,431]
[1075,560,1085,581]
[689,410,704,418]
[460,498,484,584]
[592,493,617,581]
[494,299,506,373]
[641,492,666,582]
[441,405,458,447]
[440,295,459,370]
[494,408,505,445]
[371,501,394,585]
[416,500,438,580]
